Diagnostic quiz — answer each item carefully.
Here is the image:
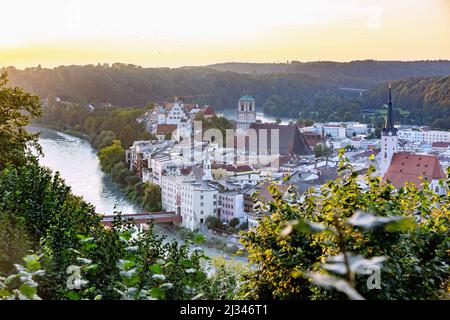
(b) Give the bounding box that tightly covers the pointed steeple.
[202,146,213,181]
[383,83,397,135]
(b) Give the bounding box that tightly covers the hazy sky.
[1,0,449,68]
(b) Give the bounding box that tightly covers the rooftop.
[384,152,445,188]
[238,94,255,102]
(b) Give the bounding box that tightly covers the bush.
[206,216,221,228]
[229,218,240,228]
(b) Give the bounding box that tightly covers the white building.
[218,192,245,224]
[346,122,369,137]
[161,167,197,215]
[323,125,346,139]
[148,154,183,186]
[180,181,219,231]
[166,100,188,125]
[398,129,450,144]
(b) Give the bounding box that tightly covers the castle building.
[236,93,256,133]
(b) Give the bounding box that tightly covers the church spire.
[383,83,396,135]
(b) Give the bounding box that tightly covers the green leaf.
[194,271,207,283]
[149,287,166,300]
[0,288,11,298]
[23,255,40,271]
[149,264,162,274]
[193,234,205,245]
[4,274,18,285]
[305,272,365,300]
[120,230,133,241]
[67,291,80,300]
[19,284,37,299]
[152,274,166,282]
[348,210,414,231]
[322,253,386,275]
[281,219,328,236]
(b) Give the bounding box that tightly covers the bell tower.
[380,84,398,177]
[236,91,256,133]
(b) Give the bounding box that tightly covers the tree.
[314,143,333,166]
[0,72,42,168]
[141,183,162,212]
[296,118,314,127]
[206,216,221,229]
[111,161,134,186]
[93,130,117,149]
[98,140,125,173]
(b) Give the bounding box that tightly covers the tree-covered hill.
[3,64,334,110]
[3,61,450,127]
[364,76,450,129]
[210,60,450,87]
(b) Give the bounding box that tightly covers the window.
[200,202,204,207]
[200,195,204,199]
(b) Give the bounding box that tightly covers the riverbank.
[29,125,248,263]
[32,121,91,141]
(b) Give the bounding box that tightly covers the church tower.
[380,84,398,176]
[202,146,213,181]
[236,91,256,133]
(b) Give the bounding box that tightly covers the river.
[28,126,246,263]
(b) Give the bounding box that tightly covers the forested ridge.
[3,61,450,128]
[364,76,450,129]
[210,60,450,86]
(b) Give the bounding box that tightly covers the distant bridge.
[101,211,182,227]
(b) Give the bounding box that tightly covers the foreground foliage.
[240,153,449,300]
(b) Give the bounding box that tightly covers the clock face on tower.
[248,114,254,120]
[239,113,245,120]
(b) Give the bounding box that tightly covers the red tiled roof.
[211,163,253,173]
[432,142,450,148]
[201,105,216,116]
[384,152,445,188]
[184,104,198,111]
[156,124,177,136]
[179,167,193,175]
[234,164,253,172]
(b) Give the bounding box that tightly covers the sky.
[1,0,449,68]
